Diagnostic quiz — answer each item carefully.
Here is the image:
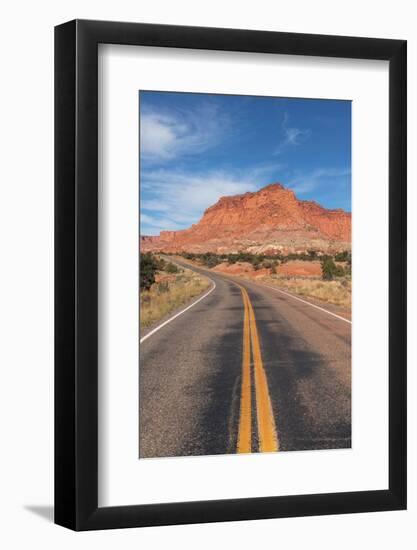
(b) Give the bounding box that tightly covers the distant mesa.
[141,182,351,255]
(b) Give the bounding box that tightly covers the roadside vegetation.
[266,277,351,309]
[181,250,351,279]
[179,249,351,310]
[140,252,210,329]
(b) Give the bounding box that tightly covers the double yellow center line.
[236,284,279,454]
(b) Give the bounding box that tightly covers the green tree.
[140,252,158,290]
[252,256,262,270]
[154,256,166,271]
[321,257,337,280]
[200,253,221,268]
[334,250,351,262]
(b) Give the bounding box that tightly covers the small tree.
[227,254,238,265]
[251,256,261,270]
[321,257,337,280]
[155,256,166,271]
[140,252,158,290]
[165,262,179,274]
[334,250,351,262]
[201,253,221,268]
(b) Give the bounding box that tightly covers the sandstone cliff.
[141,183,351,254]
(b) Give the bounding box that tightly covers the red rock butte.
[141,182,351,255]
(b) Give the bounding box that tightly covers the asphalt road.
[139,259,351,458]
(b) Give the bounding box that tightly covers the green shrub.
[322,258,345,280]
[140,252,159,290]
[334,250,351,263]
[335,265,346,277]
[155,256,166,271]
[251,256,262,270]
[227,254,238,264]
[199,253,222,268]
[322,258,337,280]
[165,262,179,274]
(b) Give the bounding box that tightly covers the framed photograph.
[55,19,406,530]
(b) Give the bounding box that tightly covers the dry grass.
[260,275,351,309]
[140,267,211,329]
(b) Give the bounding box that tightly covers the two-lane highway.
[139,260,351,458]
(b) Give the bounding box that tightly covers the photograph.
[139,91,352,458]
[0,0,410,541]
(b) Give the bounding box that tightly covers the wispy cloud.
[275,112,311,154]
[140,212,185,232]
[140,101,228,163]
[139,93,351,233]
[140,163,284,235]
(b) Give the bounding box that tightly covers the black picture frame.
[55,19,407,531]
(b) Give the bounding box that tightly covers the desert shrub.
[322,258,337,280]
[261,260,276,270]
[227,254,238,264]
[140,252,159,290]
[154,256,166,271]
[183,252,196,260]
[157,281,169,293]
[140,268,210,328]
[165,262,179,274]
[282,252,316,262]
[334,250,351,263]
[322,258,345,280]
[200,253,222,268]
[335,265,346,277]
[251,256,262,270]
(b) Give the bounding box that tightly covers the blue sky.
[140,91,351,236]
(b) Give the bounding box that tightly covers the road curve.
[139,259,351,458]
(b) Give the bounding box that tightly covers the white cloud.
[140,212,184,232]
[275,112,311,154]
[140,114,180,160]
[140,163,350,234]
[140,102,227,163]
[140,163,284,235]
[284,126,311,145]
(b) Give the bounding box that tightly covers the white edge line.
[140,279,216,343]
[260,283,352,324]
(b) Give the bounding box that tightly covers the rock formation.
[141,183,351,254]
